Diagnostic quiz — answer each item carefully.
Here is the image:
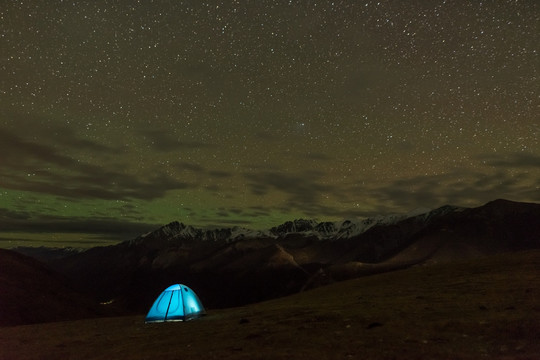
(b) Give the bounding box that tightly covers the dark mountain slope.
[404,199,540,263]
[323,199,540,280]
[47,199,540,314]
[0,249,112,326]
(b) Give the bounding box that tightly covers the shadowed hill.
[387,199,540,264]
[43,199,540,315]
[0,249,115,326]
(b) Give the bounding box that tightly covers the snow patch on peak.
[329,214,407,239]
[129,204,467,246]
[229,227,273,240]
[270,215,409,240]
[130,221,273,246]
[270,219,320,235]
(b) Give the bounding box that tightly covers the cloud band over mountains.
[1,121,538,243]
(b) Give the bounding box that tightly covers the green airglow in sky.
[1,1,538,248]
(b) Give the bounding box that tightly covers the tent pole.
[179,286,186,320]
[164,291,174,320]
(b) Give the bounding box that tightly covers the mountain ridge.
[3,199,540,326]
[128,204,465,248]
[36,199,539,313]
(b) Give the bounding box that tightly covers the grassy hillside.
[1,250,539,359]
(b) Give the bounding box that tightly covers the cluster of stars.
[0,1,538,246]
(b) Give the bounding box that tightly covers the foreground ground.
[1,250,539,360]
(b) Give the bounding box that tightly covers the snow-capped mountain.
[269,214,408,239]
[45,199,540,313]
[129,221,272,246]
[130,206,465,247]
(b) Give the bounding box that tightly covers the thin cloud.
[173,161,206,173]
[364,169,540,211]
[208,170,232,178]
[244,169,336,210]
[0,129,196,200]
[140,129,214,152]
[479,152,540,168]
[303,152,333,161]
[0,208,161,240]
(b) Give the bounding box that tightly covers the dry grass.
[1,250,539,360]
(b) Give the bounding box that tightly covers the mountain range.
[4,198,540,326]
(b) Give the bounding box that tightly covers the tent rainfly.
[145,284,205,323]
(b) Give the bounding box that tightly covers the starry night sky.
[1,1,539,248]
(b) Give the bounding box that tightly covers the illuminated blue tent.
[145,284,205,323]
